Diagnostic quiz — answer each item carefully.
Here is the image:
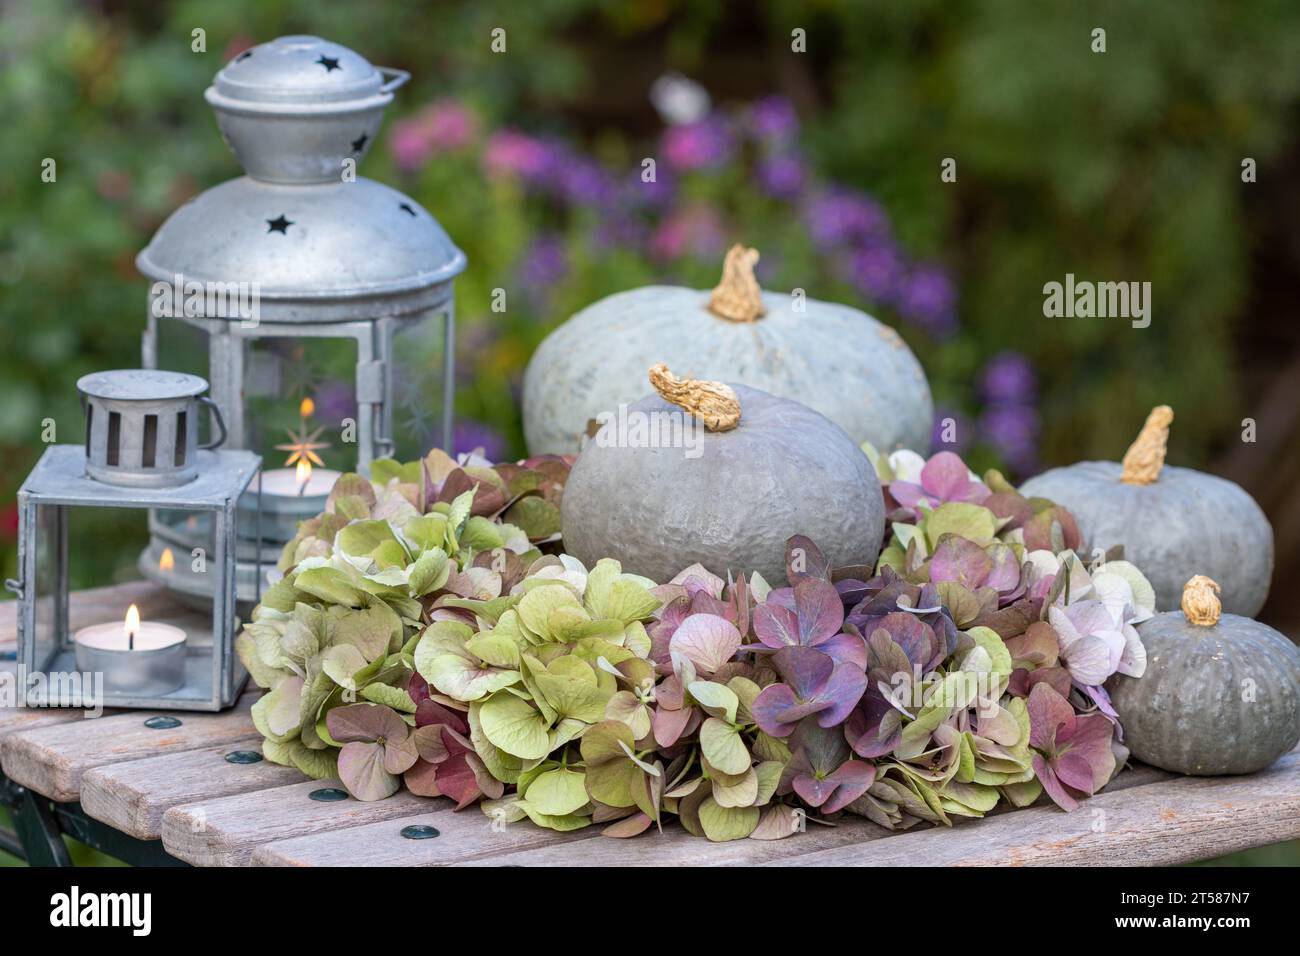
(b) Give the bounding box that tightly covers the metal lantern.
[6,370,260,711]
[135,35,466,605]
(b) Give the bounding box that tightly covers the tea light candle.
[259,460,341,498]
[73,604,188,696]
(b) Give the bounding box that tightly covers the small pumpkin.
[523,244,933,456]
[560,364,884,585]
[1107,576,1300,775]
[1018,406,1273,615]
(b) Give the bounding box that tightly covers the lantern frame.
[8,445,261,711]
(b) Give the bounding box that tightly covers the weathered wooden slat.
[250,805,596,866]
[775,750,1300,866]
[79,738,303,840]
[452,760,1177,867]
[163,779,443,866]
[0,692,259,802]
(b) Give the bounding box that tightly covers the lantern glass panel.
[28,502,63,675]
[243,334,357,473]
[388,314,450,461]
[15,446,259,711]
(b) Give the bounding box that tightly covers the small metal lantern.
[6,371,260,711]
[79,369,226,487]
[136,35,466,606]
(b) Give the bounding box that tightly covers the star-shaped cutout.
[398,202,417,217]
[275,423,330,468]
[267,214,292,234]
[317,55,341,72]
[351,133,368,153]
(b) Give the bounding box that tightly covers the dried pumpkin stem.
[1120,405,1174,485]
[1181,575,1222,626]
[648,363,741,432]
[707,244,766,323]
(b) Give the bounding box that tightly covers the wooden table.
[3,582,1298,867]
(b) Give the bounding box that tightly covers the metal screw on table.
[400,824,440,840]
[224,750,263,764]
[308,787,349,802]
[144,716,182,729]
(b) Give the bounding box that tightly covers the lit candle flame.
[159,547,175,572]
[125,604,140,650]
[299,397,315,419]
[296,458,312,496]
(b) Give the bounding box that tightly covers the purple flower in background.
[747,96,800,144]
[931,407,972,455]
[519,234,569,302]
[848,240,906,302]
[649,204,726,261]
[757,153,807,200]
[556,157,616,206]
[453,421,507,462]
[623,167,676,210]
[979,351,1037,403]
[980,404,1040,475]
[483,130,552,181]
[804,187,890,249]
[313,379,356,424]
[896,265,958,337]
[662,116,733,172]
[390,98,476,171]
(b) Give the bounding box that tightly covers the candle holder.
[134,35,466,607]
[7,370,260,711]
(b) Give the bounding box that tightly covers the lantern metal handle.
[197,396,228,450]
[378,67,409,95]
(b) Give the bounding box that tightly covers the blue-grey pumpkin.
[560,365,884,585]
[1106,576,1300,775]
[1019,406,1273,615]
[523,244,933,456]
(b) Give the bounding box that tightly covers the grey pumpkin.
[523,244,933,456]
[1107,576,1300,775]
[1019,406,1273,615]
[560,365,884,585]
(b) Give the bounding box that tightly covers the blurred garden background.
[2,0,1300,863]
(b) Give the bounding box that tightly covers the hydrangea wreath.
[239,444,1155,841]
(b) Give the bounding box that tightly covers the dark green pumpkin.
[1107,576,1300,775]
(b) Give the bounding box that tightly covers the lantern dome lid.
[205,35,406,115]
[136,176,466,322]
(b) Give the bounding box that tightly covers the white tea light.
[73,604,188,696]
